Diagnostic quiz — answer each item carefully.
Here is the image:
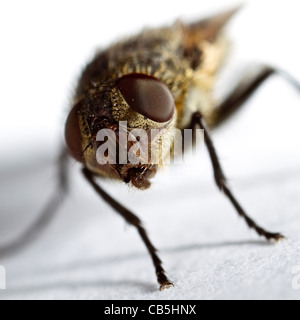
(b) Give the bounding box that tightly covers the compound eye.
[65,102,85,163]
[117,73,175,123]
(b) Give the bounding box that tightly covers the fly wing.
[184,6,241,43]
[182,6,241,70]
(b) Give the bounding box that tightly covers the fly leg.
[191,112,284,241]
[0,147,69,257]
[209,65,300,128]
[82,167,173,291]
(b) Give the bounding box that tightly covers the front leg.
[82,168,173,291]
[191,112,284,241]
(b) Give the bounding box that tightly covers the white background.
[1,0,300,300]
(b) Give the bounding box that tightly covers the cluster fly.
[2,7,300,291]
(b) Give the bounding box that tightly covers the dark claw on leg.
[157,272,174,291]
[160,281,174,291]
[260,231,285,242]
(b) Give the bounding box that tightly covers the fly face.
[65,72,177,190]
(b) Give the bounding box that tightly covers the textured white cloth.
[1,110,300,300]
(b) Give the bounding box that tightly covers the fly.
[2,7,300,290]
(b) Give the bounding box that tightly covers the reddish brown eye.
[117,73,175,123]
[65,102,85,163]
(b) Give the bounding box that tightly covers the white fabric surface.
[1,0,300,300]
[1,106,300,300]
